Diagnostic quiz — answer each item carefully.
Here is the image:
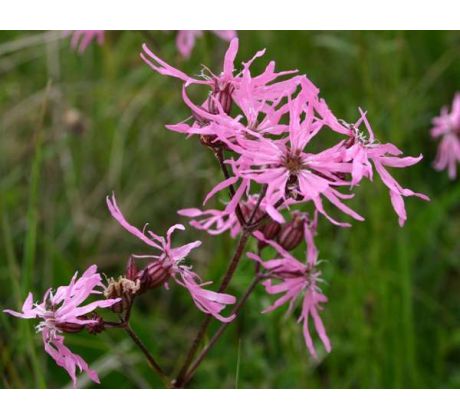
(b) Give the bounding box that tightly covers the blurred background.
[0,30,459,389]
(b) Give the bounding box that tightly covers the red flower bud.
[277,212,306,251]
[137,261,170,292]
[209,83,234,116]
[260,219,281,240]
[126,256,139,281]
[55,322,85,334]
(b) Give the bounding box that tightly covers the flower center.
[283,150,305,175]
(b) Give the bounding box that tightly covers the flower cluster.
[431,93,460,179]
[141,37,428,357]
[4,35,430,387]
[4,193,238,385]
[4,266,120,385]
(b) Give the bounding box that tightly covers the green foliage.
[1,30,460,388]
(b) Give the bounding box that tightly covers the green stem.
[124,323,171,388]
[174,230,251,387]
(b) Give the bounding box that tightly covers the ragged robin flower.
[3,265,120,386]
[247,222,329,359]
[107,193,236,322]
[431,93,460,179]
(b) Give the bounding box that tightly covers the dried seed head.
[277,211,307,251]
[104,276,140,313]
[137,261,170,293]
[63,108,86,136]
[84,313,105,335]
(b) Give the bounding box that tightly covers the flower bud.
[104,276,140,313]
[55,322,85,334]
[137,261,170,292]
[126,256,139,281]
[260,219,281,240]
[209,83,234,116]
[277,212,306,251]
[240,200,264,223]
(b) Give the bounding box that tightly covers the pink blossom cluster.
[141,37,429,358]
[431,93,460,179]
[4,35,430,387]
[4,266,120,385]
[4,194,238,385]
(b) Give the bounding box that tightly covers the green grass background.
[1,30,460,389]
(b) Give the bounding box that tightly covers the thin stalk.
[215,149,246,227]
[182,274,263,387]
[124,323,171,388]
[247,185,268,225]
[174,181,269,388]
[174,229,251,387]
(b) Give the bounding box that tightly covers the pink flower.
[212,93,363,226]
[247,223,330,359]
[141,37,303,139]
[141,37,239,86]
[431,93,460,179]
[66,30,105,54]
[178,207,241,237]
[4,265,120,386]
[320,104,429,226]
[176,30,237,59]
[178,194,269,238]
[107,194,236,322]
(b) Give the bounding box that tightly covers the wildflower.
[320,103,429,226]
[141,37,303,140]
[178,207,241,237]
[431,93,460,179]
[107,193,236,322]
[176,30,237,59]
[4,265,120,386]
[247,225,329,359]
[218,93,363,226]
[65,30,105,54]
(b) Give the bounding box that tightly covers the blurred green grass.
[1,30,460,388]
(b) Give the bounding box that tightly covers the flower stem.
[174,229,251,387]
[215,149,247,227]
[124,323,171,388]
[174,159,269,388]
[181,273,263,387]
